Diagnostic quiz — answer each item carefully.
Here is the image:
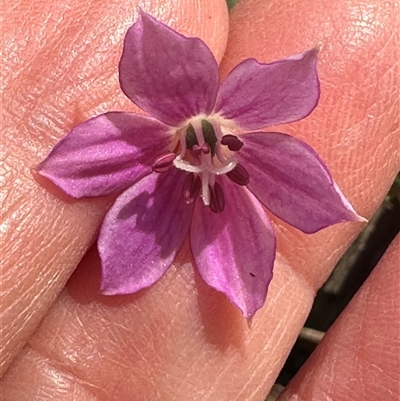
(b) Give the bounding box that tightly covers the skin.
[279,236,400,401]
[0,0,398,400]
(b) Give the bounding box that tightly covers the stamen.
[221,134,244,151]
[152,152,176,173]
[207,158,237,175]
[226,164,250,186]
[209,182,225,213]
[173,157,202,173]
[182,173,201,204]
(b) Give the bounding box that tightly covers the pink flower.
[37,11,362,319]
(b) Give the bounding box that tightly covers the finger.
[0,0,229,376]
[278,236,400,401]
[1,0,398,400]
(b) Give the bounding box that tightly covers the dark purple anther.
[226,164,250,186]
[152,152,176,173]
[183,173,201,204]
[209,182,225,213]
[221,134,244,151]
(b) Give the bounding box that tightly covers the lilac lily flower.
[37,11,362,319]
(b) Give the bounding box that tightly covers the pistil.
[159,117,251,212]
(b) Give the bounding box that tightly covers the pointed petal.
[119,11,220,126]
[99,169,194,295]
[37,112,171,198]
[214,48,320,130]
[191,179,276,319]
[240,132,362,233]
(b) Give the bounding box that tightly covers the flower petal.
[190,179,276,319]
[214,48,320,130]
[37,112,171,198]
[99,169,194,295]
[240,132,362,233]
[119,11,220,127]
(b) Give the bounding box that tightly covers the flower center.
[152,116,249,213]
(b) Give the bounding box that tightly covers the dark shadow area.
[114,171,191,260]
[307,179,400,332]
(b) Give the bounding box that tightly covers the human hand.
[1,0,398,400]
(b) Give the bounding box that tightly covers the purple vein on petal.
[190,178,276,319]
[36,112,171,198]
[99,168,194,295]
[239,132,363,233]
[214,48,320,130]
[119,11,220,127]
